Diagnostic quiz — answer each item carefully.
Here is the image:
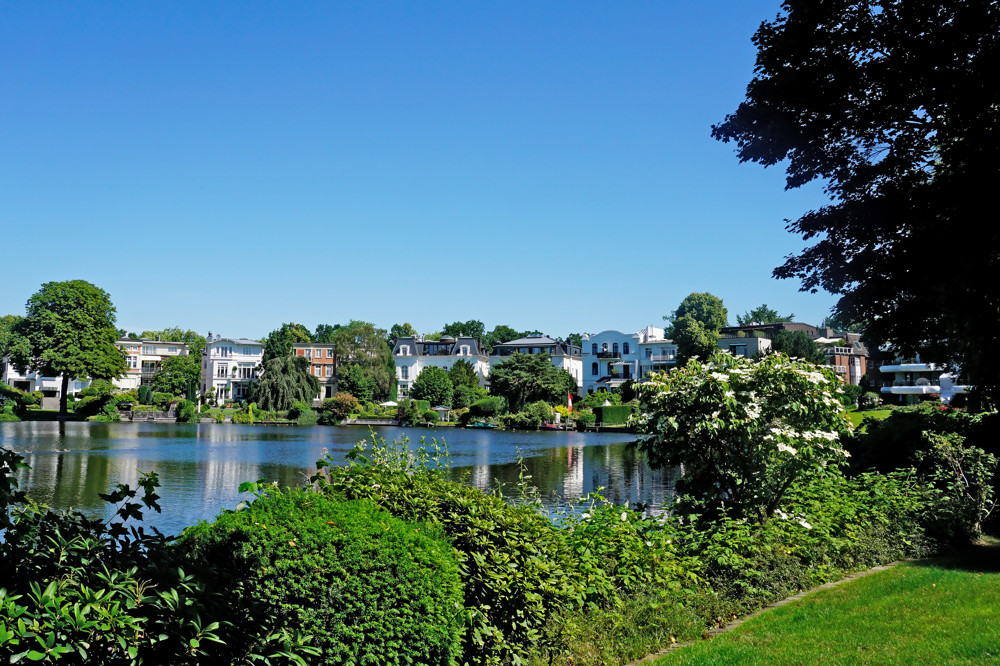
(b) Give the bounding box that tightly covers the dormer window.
[460,345,470,356]
[399,346,410,356]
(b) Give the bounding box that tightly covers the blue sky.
[1,2,837,340]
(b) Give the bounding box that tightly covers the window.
[325,365,333,377]
[304,349,312,359]
[399,346,409,356]
[243,347,253,356]
[613,342,619,354]
[602,343,608,352]
[591,362,598,376]
[327,349,333,358]
[645,348,652,358]
[401,366,409,380]
[623,342,629,355]
[142,346,154,355]
[729,344,747,357]
[168,346,179,354]
[460,346,470,356]
[623,365,632,378]
[217,365,228,378]
[592,343,597,355]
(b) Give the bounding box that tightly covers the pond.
[1,421,676,535]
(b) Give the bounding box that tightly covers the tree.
[736,304,793,326]
[262,323,312,363]
[338,365,376,404]
[665,292,728,365]
[254,354,320,411]
[712,1,1000,402]
[564,333,584,347]
[768,330,827,365]
[313,323,340,344]
[318,392,359,424]
[819,314,864,335]
[0,314,25,360]
[410,366,453,408]
[448,359,479,393]
[488,353,576,413]
[10,281,127,417]
[140,328,207,357]
[388,323,418,347]
[632,352,851,523]
[331,321,394,401]
[151,355,202,396]
[442,320,485,341]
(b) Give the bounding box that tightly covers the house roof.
[392,336,484,357]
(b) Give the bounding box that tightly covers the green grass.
[654,541,1000,665]
[847,408,892,429]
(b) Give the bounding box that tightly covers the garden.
[1,351,996,665]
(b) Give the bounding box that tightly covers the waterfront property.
[489,334,583,390]
[393,335,489,398]
[293,342,337,402]
[114,337,190,390]
[582,326,676,394]
[879,355,969,405]
[0,358,90,403]
[201,333,264,402]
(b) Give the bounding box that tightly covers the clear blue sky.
[1,1,836,340]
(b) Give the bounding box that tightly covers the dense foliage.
[664,292,728,363]
[178,490,464,666]
[261,322,312,364]
[713,0,1000,403]
[488,352,576,412]
[410,366,454,407]
[254,354,319,411]
[150,354,201,397]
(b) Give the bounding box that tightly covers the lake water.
[1,421,676,536]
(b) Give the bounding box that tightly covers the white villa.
[1,359,90,399]
[201,333,264,403]
[392,336,489,399]
[582,326,677,394]
[114,337,190,390]
[489,335,583,390]
[879,355,969,405]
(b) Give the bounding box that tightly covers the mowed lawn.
[847,408,892,429]
[655,542,1000,665]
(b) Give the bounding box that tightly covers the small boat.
[465,422,497,429]
[542,424,563,430]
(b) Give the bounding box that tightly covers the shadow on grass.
[909,537,1000,574]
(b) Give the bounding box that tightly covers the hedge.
[594,404,633,425]
[178,490,464,666]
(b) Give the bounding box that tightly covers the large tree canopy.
[151,355,202,397]
[262,322,313,363]
[488,352,576,413]
[10,281,127,417]
[665,292,728,364]
[140,328,207,357]
[331,321,394,401]
[713,0,1000,401]
[736,304,793,326]
[410,366,454,408]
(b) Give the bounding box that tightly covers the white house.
[1,359,90,399]
[201,333,264,403]
[392,336,489,398]
[717,335,772,359]
[582,326,676,394]
[489,335,583,390]
[114,337,190,390]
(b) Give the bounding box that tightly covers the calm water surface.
[1,421,676,535]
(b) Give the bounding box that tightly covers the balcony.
[825,346,853,356]
[880,363,940,373]
[595,351,621,359]
[832,365,848,374]
[647,354,676,363]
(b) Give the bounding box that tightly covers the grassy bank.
[654,540,1000,665]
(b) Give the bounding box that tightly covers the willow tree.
[254,355,320,411]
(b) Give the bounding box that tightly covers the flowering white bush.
[631,351,852,522]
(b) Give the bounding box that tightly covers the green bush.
[313,439,587,665]
[176,399,197,423]
[470,396,506,417]
[594,404,632,425]
[152,392,173,408]
[138,385,152,404]
[287,400,311,420]
[858,391,882,410]
[423,409,439,423]
[178,489,463,666]
[414,398,431,412]
[200,403,211,413]
[580,391,621,410]
[575,411,596,430]
[318,392,359,425]
[841,383,864,407]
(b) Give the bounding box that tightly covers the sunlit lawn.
[654,541,1000,665]
[847,408,892,429]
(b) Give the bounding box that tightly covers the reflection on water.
[1,421,675,535]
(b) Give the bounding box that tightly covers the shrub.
[840,383,864,407]
[313,438,588,665]
[423,409,439,423]
[453,384,474,409]
[151,391,174,408]
[287,400,311,420]
[318,392,359,425]
[575,410,596,430]
[176,399,197,423]
[470,396,506,417]
[138,385,152,404]
[580,391,621,410]
[858,391,882,410]
[200,403,212,413]
[178,490,463,666]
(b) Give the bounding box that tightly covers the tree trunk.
[59,374,69,420]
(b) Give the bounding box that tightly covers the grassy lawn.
[654,541,1000,665]
[847,408,892,429]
